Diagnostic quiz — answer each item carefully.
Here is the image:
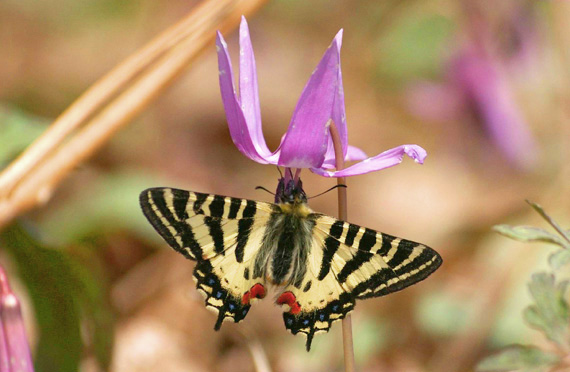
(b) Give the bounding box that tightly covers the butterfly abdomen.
[253,203,316,286]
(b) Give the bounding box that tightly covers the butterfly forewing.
[140,187,273,328]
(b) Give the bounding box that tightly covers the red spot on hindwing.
[250,284,266,299]
[242,284,266,305]
[277,291,302,314]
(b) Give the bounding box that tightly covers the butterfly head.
[275,177,307,206]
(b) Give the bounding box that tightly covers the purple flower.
[216,17,426,178]
[451,47,536,168]
[0,265,34,372]
[406,11,537,170]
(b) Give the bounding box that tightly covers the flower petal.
[238,16,268,154]
[311,144,427,177]
[321,144,367,169]
[324,30,349,163]
[216,31,276,164]
[346,145,368,161]
[1,266,34,372]
[278,30,344,169]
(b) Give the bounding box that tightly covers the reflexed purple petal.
[216,32,277,164]
[346,145,368,161]
[321,144,367,169]
[311,145,427,177]
[238,17,267,154]
[0,266,34,372]
[278,31,344,168]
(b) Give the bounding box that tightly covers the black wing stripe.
[235,218,254,262]
[242,200,257,218]
[208,195,226,218]
[202,216,225,255]
[172,189,190,220]
[317,221,344,280]
[193,192,208,213]
[378,234,396,256]
[344,223,360,247]
[358,228,377,251]
[228,197,242,219]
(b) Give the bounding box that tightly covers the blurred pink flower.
[406,11,537,170]
[452,47,536,167]
[217,17,427,178]
[0,265,34,372]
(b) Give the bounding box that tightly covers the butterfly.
[139,177,442,350]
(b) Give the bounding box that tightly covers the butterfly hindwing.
[278,214,442,350]
[140,187,273,328]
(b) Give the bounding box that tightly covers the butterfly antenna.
[255,186,276,196]
[276,166,283,178]
[308,184,347,199]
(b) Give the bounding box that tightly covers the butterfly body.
[140,179,442,350]
[255,201,315,287]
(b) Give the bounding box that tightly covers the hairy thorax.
[253,201,317,287]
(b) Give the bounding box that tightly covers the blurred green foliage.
[477,345,560,372]
[1,223,114,372]
[477,202,570,372]
[38,171,163,246]
[416,291,472,337]
[373,12,455,86]
[0,105,48,167]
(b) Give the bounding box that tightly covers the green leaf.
[523,273,570,347]
[0,223,114,371]
[0,105,47,166]
[526,201,570,247]
[476,345,560,372]
[493,225,567,248]
[549,249,570,270]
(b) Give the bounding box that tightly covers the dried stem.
[329,120,356,372]
[0,0,268,229]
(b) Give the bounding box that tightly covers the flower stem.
[329,120,356,372]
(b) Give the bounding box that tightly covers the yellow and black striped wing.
[139,187,273,329]
[278,214,442,350]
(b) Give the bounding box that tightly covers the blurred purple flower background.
[406,8,538,170]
